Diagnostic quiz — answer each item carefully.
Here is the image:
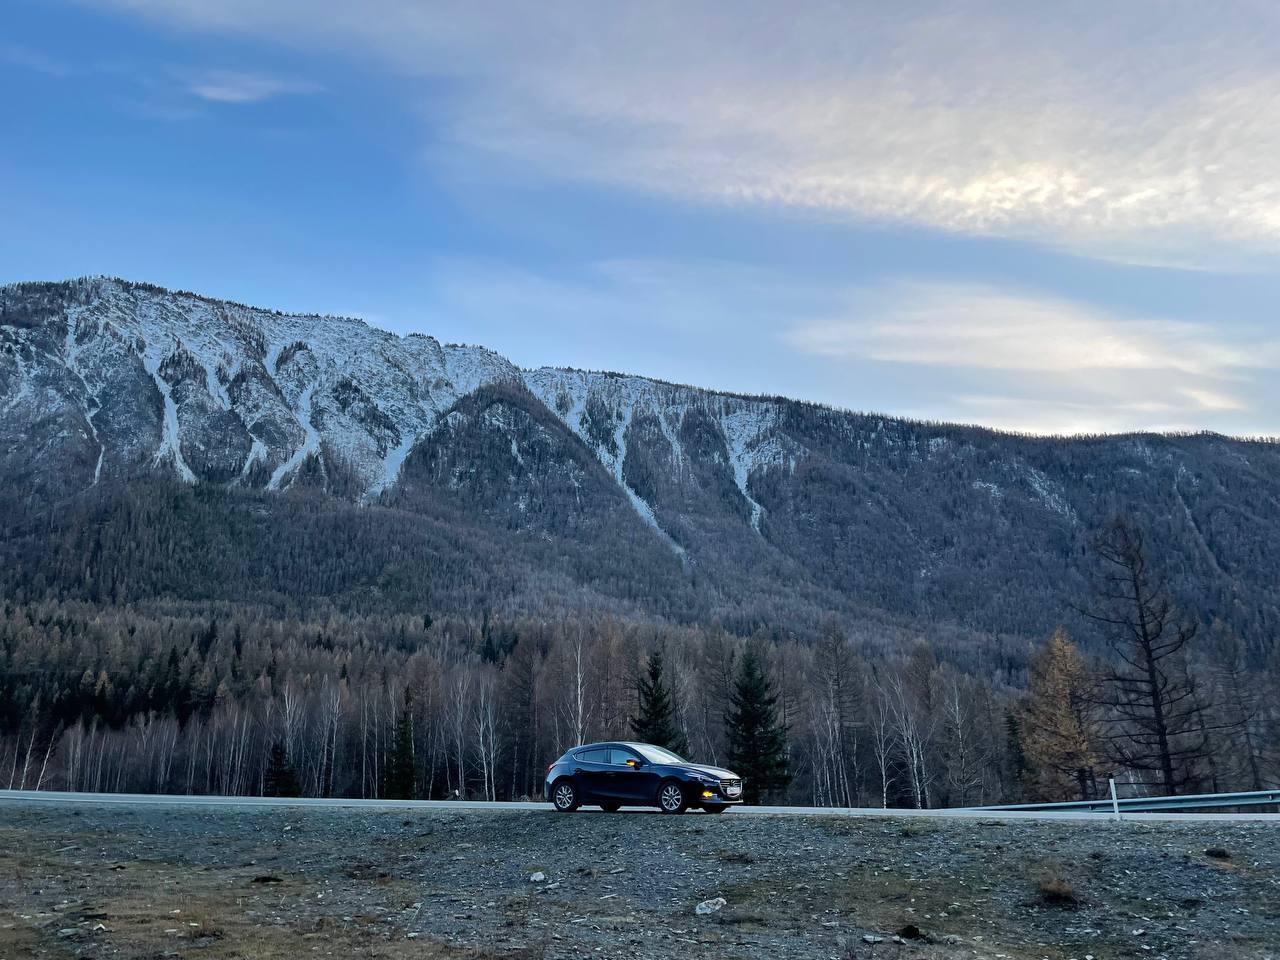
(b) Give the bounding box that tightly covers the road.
[1,789,1275,821]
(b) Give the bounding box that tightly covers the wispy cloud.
[410,258,1280,436]
[786,283,1272,377]
[786,280,1279,433]
[0,42,78,77]
[81,0,1280,265]
[181,70,321,104]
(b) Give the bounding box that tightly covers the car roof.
[569,741,655,753]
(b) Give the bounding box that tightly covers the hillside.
[2,277,1279,650]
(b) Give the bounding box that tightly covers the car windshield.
[631,744,687,764]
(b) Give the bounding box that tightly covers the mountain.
[2,277,1278,653]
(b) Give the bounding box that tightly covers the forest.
[2,517,1275,806]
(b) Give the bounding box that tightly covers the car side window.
[608,748,639,766]
[576,748,608,763]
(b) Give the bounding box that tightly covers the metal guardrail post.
[1109,779,1120,822]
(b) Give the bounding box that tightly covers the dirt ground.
[1,802,1277,960]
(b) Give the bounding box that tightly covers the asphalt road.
[1,789,1275,821]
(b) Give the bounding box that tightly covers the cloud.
[1179,387,1248,413]
[79,0,1280,265]
[410,258,1279,435]
[0,42,78,77]
[785,283,1270,377]
[785,279,1279,434]
[181,70,320,103]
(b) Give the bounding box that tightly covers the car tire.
[551,779,580,812]
[703,804,729,814]
[600,802,621,813]
[657,779,688,815]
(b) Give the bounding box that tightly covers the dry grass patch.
[0,921,40,960]
[1035,873,1079,908]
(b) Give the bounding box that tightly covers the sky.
[4,1,1280,436]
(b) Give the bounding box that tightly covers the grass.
[1035,873,1080,907]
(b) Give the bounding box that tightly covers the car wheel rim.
[555,785,574,809]
[661,785,682,810]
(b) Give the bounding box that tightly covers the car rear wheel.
[703,804,728,814]
[658,780,688,815]
[552,779,579,812]
[600,802,621,813]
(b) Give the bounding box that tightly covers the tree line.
[1,517,1275,805]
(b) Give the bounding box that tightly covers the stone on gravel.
[695,897,726,916]
[4,802,1278,960]
[528,871,546,883]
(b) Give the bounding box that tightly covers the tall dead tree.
[1081,517,1215,794]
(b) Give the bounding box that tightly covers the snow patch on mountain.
[142,353,196,484]
[63,309,105,485]
[1023,466,1076,521]
[524,369,691,557]
[610,401,687,560]
[523,369,802,547]
[372,433,417,496]
[238,438,267,483]
[268,381,320,490]
[720,403,778,532]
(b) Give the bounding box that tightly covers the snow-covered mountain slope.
[5,276,1280,643]
[0,278,811,552]
[1,278,518,500]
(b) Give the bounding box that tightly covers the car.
[545,741,744,814]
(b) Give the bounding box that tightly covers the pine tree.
[1082,517,1222,793]
[725,647,791,803]
[264,741,301,797]
[631,649,688,755]
[1021,629,1100,800]
[1003,709,1028,802]
[383,693,416,800]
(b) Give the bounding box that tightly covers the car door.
[608,747,658,803]
[572,748,611,800]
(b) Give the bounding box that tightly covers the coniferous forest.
[2,280,1278,806]
[1,499,1275,806]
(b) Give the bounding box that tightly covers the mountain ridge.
[3,276,1279,652]
[14,274,1275,441]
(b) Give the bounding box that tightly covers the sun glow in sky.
[5,0,1280,435]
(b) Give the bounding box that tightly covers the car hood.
[670,763,739,780]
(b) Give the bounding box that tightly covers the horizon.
[5,2,1280,435]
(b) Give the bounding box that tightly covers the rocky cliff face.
[0,278,517,500]
[3,277,1278,642]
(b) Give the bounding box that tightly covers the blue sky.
[4,0,1280,435]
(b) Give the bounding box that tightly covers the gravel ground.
[1,802,1277,960]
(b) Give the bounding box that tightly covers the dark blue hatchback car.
[545,741,743,814]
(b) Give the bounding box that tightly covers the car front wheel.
[658,780,688,815]
[552,779,580,812]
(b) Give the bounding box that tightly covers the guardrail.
[966,788,1280,815]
